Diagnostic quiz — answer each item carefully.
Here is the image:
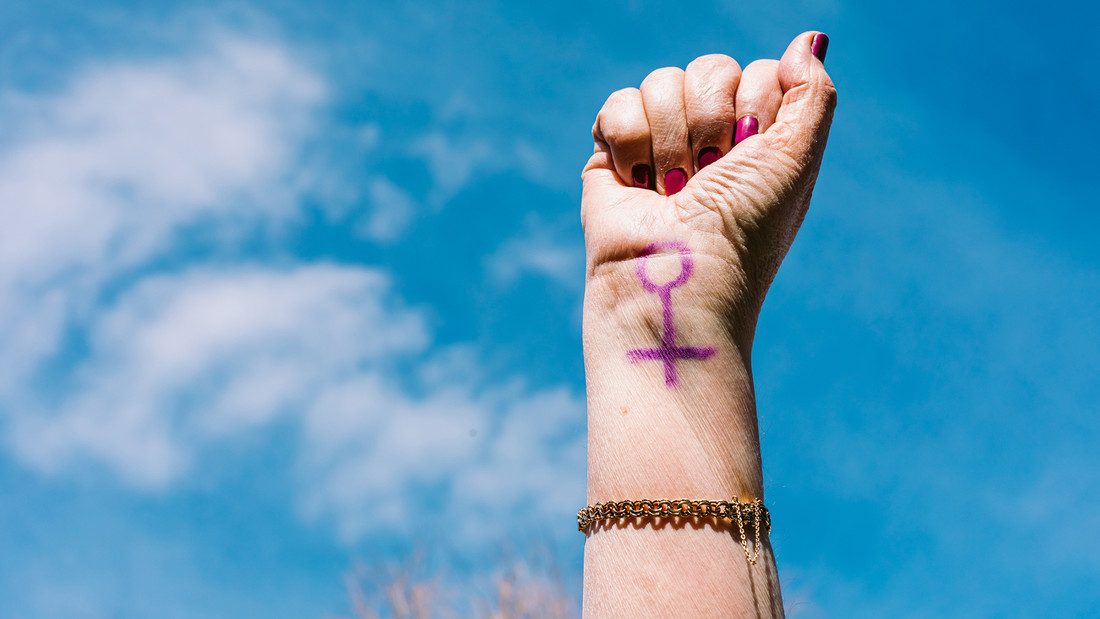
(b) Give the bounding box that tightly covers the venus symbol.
[626,240,716,387]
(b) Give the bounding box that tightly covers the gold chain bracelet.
[577,498,771,565]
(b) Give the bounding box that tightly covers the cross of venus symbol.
[626,240,716,387]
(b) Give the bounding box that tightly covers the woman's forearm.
[581,255,782,617]
[578,30,835,617]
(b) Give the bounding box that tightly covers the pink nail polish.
[734,116,759,144]
[632,164,651,188]
[698,147,721,169]
[665,168,687,195]
[811,33,829,62]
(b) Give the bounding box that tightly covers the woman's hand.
[582,31,835,346]
[580,32,835,618]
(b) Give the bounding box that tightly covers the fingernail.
[664,168,687,195]
[632,164,651,188]
[698,147,721,170]
[734,116,759,144]
[811,32,829,62]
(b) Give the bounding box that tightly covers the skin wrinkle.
[593,249,751,314]
[641,68,691,180]
[593,88,654,187]
[685,58,738,115]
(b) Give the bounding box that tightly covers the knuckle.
[599,88,641,120]
[599,117,648,145]
[605,86,640,108]
[687,53,741,76]
[641,66,685,87]
[597,92,649,145]
[595,88,649,145]
[743,58,779,76]
[821,80,838,108]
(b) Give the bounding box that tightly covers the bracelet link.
[577,497,771,565]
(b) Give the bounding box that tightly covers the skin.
[580,31,837,617]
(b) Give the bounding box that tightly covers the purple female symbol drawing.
[626,240,716,387]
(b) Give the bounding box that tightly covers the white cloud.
[357,177,418,242]
[487,217,583,288]
[0,32,324,393]
[410,134,561,207]
[452,387,586,537]
[8,258,586,537]
[8,265,428,487]
[299,368,585,543]
[412,132,495,206]
[0,31,586,542]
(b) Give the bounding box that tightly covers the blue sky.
[1,0,1097,617]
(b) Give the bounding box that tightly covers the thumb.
[770,31,837,168]
[580,138,627,230]
[687,31,836,215]
[581,139,625,195]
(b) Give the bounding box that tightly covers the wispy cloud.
[9,265,428,486]
[0,30,585,545]
[299,372,584,543]
[0,32,324,393]
[356,177,418,242]
[412,132,496,207]
[486,215,583,288]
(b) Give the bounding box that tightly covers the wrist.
[585,237,761,346]
[582,251,765,504]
